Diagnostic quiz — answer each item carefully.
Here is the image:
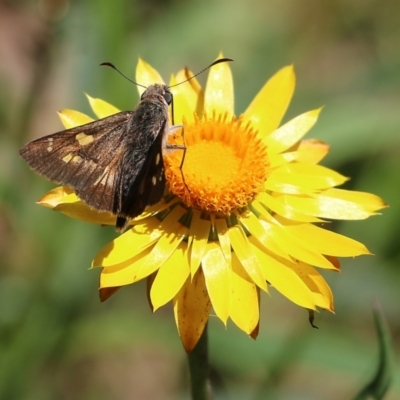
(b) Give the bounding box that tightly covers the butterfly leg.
[165,125,190,195]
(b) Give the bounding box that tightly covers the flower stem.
[188,324,211,400]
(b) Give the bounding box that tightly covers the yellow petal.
[229,263,259,334]
[86,94,120,118]
[268,152,297,168]
[324,189,387,213]
[38,187,116,224]
[249,237,316,309]
[136,58,164,96]
[146,273,156,311]
[188,210,211,276]
[255,193,324,223]
[279,190,385,220]
[54,202,116,225]
[37,186,75,207]
[258,216,337,270]
[174,269,211,353]
[214,218,232,266]
[243,65,295,137]
[92,218,164,267]
[250,322,259,339]
[268,140,330,167]
[228,225,268,291]
[132,207,188,282]
[175,68,204,114]
[296,139,330,164]
[58,109,93,129]
[265,108,322,153]
[99,286,121,302]
[289,261,334,311]
[150,243,190,310]
[326,255,341,271]
[202,243,231,324]
[265,162,348,193]
[100,249,152,288]
[204,54,234,117]
[282,221,371,257]
[169,74,195,124]
[239,210,291,260]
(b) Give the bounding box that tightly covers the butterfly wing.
[21,87,172,230]
[112,99,171,230]
[20,111,133,213]
[115,120,167,230]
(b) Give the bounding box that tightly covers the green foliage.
[353,303,394,400]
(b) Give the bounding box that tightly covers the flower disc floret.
[164,113,269,215]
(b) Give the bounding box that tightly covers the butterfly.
[19,58,233,231]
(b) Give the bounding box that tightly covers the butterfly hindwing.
[115,121,167,229]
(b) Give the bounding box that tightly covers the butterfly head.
[140,84,172,107]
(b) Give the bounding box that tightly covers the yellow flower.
[38,56,386,352]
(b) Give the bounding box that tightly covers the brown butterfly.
[19,58,233,231]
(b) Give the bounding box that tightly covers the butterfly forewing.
[20,112,133,213]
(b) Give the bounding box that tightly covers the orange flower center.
[164,113,269,215]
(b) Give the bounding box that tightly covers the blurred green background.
[1,0,399,399]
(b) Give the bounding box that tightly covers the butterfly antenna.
[168,57,233,88]
[100,62,147,89]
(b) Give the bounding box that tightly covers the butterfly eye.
[163,91,172,105]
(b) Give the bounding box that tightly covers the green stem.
[188,324,211,400]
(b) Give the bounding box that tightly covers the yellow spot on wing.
[72,155,83,164]
[62,153,73,163]
[76,132,94,145]
[62,154,83,164]
[94,167,112,186]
